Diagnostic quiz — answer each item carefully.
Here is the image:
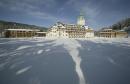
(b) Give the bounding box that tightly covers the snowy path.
[0,38,130,84]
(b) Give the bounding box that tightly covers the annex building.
[5,29,46,38]
[99,29,128,38]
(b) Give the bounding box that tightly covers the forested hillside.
[100,18,130,33]
[111,18,130,31]
[0,20,48,32]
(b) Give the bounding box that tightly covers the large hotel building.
[46,13,94,38]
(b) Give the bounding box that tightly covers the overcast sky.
[0,0,130,29]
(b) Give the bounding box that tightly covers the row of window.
[69,36,85,38]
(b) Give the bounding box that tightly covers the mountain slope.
[0,20,48,32]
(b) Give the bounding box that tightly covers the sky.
[0,0,130,30]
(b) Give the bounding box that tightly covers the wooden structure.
[99,29,128,38]
[5,29,40,38]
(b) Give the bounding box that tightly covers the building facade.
[5,29,40,38]
[46,22,94,38]
[46,22,69,38]
[36,32,46,37]
[99,29,128,38]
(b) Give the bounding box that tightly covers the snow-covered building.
[46,22,68,38]
[99,29,128,38]
[85,28,94,38]
[46,14,94,38]
[46,22,94,38]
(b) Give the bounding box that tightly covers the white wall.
[85,32,94,38]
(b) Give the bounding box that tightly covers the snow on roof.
[103,28,113,30]
[5,29,40,31]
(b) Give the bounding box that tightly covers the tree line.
[0,20,48,32]
[100,18,130,32]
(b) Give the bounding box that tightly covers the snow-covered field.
[0,38,130,84]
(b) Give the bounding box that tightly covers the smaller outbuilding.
[5,29,40,38]
[99,29,128,38]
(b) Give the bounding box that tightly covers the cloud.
[58,0,100,28]
[0,0,58,21]
[27,11,58,21]
[0,0,100,27]
[0,0,130,29]
[0,2,3,7]
[57,0,75,13]
[0,0,56,8]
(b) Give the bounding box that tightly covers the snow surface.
[16,45,32,50]
[16,66,32,75]
[52,39,87,84]
[37,50,43,54]
[0,37,130,84]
